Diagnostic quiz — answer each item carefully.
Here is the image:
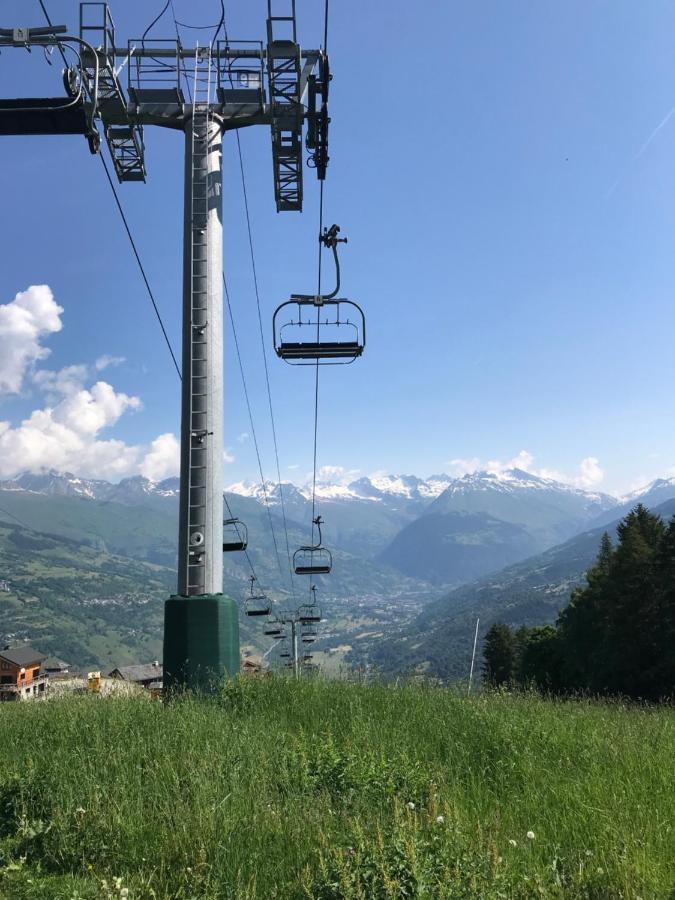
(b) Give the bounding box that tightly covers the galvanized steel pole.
[163,111,239,693]
[177,116,224,596]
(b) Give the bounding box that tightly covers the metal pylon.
[177,47,224,597]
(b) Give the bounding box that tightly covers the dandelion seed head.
[407,801,415,810]
[509,839,517,847]
[436,815,444,824]
[526,831,535,840]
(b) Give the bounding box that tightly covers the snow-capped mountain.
[620,476,675,506]
[225,474,453,508]
[431,468,617,518]
[378,468,621,586]
[0,471,180,507]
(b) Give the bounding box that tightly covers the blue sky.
[1,0,675,495]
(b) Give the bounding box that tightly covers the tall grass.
[0,679,672,898]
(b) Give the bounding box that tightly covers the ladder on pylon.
[185,45,214,594]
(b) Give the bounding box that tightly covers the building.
[0,580,10,593]
[42,656,72,677]
[241,656,266,677]
[0,645,48,701]
[108,661,163,690]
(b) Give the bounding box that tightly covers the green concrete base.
[163,593,240,694]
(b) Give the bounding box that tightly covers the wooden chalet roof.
[0,646,47,667]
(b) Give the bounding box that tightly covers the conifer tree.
[482,623,515,686]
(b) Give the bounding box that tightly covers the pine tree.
[482,623,515,687]
[557,531,614,692]
[605,504,665,696]
[519,625,564,691]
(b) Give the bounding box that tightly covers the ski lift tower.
[0,2,331,693]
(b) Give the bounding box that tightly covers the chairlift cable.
[0,504,29,530]
[223,271,285,584]
[36,0,67,68]
[222,11,298,605]
[212,0,226,47]
[37,0,181,381]
[310,0,330,553]
[99,155,182,380]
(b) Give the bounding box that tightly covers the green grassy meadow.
[0,680,672,899]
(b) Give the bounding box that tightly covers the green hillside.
[0,680,672,899]
[0,522,270,669]
[0,491,177,566]
[378,511,539,586]
[363,499,675,680]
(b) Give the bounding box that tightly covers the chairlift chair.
[272,225,365,365]
[244,576,271,618]
[293,516,332,576]
[263,620,283,637]
[222,517,248,552]
[301,622,318,643]
[298,604,322,625]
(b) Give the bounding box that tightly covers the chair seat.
[295,564,331,575]
[223,541,246,552]
[278,340,363,360]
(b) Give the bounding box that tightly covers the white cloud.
[447,457,482,477]
[0,286,168,482]
[0,285,63,393]
[223,448,235,464]
[313,464,360,485]
[0,377,143,480]
[139,433,180,481]
[95,354,126,371]
[446,449,605,490]
[33,364,89,398]
[237,431,249,443]
[576,456,604,489]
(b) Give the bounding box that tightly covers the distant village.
[0,644,265,702]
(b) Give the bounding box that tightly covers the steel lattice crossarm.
[0,1,330,209]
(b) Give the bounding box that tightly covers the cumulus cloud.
[139,433,180,481]
[95,354,126,371]
[0,285,63,393]
[0,286,181,482]
[0,374,144,480]
[237,431,249,443]
[313,464,361,484]
[447,449,605,489]
[576,457,604,488]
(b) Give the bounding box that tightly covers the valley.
[1,468,674,675]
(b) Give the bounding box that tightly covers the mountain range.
[1,467,674,671]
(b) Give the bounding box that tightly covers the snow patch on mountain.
[619,476,675,504]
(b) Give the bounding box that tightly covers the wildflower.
[509,839,517,847]
[120,890,129,899]
[114,877,123,889]
[407,802,415,810]
[497,856,503,864]
[526,831,535,840]
[585,850,593,857]
[597,867,604,876]
[435,815,444,824]
[75,807,86,815]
